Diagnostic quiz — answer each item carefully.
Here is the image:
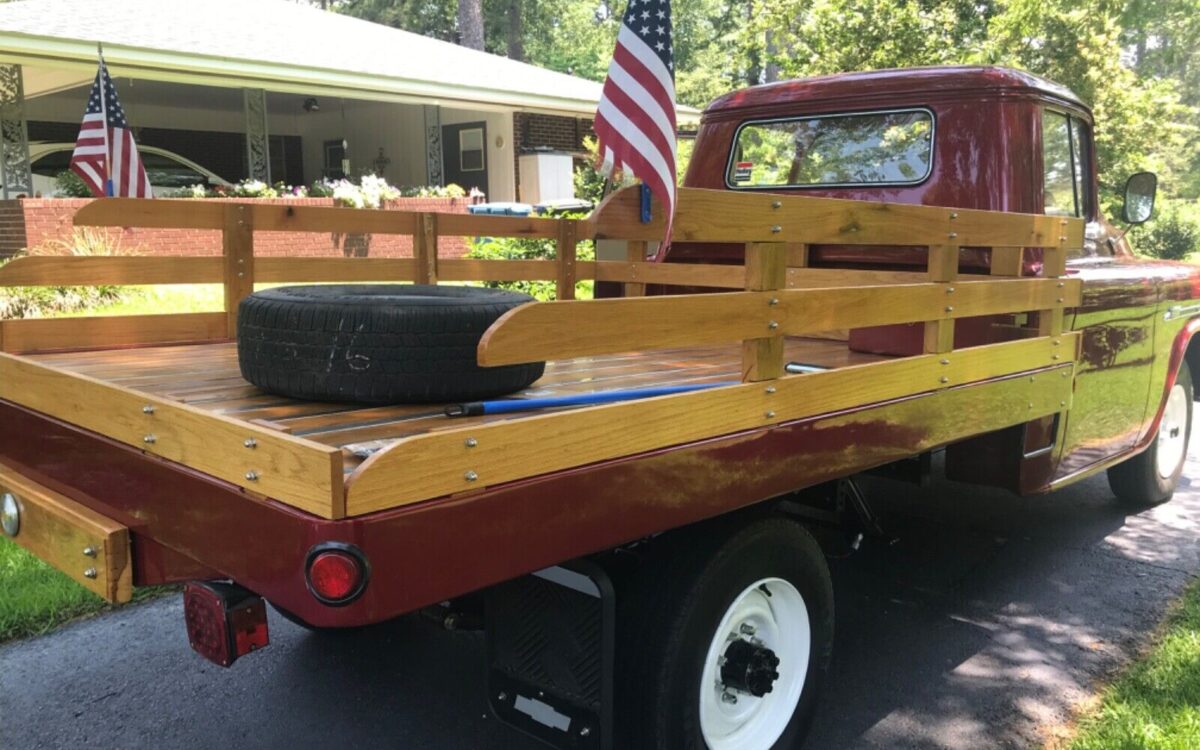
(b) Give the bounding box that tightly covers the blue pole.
[639,183,652,223]
[445,381,738,417]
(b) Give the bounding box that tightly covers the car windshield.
[31,148,208,188]
[729,110,934,188]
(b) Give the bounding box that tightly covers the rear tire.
[617,516,834,749]
[1108,362,1193,507]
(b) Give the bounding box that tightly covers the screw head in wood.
[948,232,958,239]
[464,470,479,482]
[772,201,782,209]
[1057,297,1065,304]
[1057,281,1065,288]
[142,405,155,415]
[940,358,950,365]
[770,225,782,233]
[949,212,959,219]
[1061,401,1067,407]
[142,434,156,444]
[765,386,776,394]
[765,411,776,419]
[83,546,97,558]
[245,470,259,481]
[768,321,779,330]
[243,438,257,449]
[769,298,779,306]
[465,437,478,448]
[940,376,949,384]
[946,287,955,294]
[1028,402,1034,409]
[945,305,954,312]
[83,568,98,579]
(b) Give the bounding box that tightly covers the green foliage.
[1131,200,1200,260]
[1068,580,1200,749]
[0,229,134,319]
[54,170,93,198]
[467,212,595,300]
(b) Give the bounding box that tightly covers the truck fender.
[1137,317,1200,454]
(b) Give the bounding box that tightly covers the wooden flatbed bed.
[0,186,1085,529]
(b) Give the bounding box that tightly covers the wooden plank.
[742,242,787,381]
[925,244,958,354]
[414,212,438,285]
[625,241,648,297]
[927,245,959,283]
[347,335,1078,513]
[0,461,132,603]
[257,257,417,283]
[787,243,810,268]
[478,278,1084,366]
[555,220,579,301]
[74,198,225,229]
[250,204,418,234]
[0,353,344,518]
[991,247,1024,277]
[223,204,254,337]
[0,313,228,354]
[1043,246,1067,277]
[440,259,561,282]
[591,186,1086,249]
[0,256,223,287]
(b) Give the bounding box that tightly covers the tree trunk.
[458,0,485,51]
[507,0,525,61]
[765,30,781,83]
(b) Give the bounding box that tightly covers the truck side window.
[1042,110,1078,217]
[1069,117,1090,219]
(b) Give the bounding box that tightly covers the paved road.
[2,447,1199,750]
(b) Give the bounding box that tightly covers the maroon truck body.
[2,66,1197,635]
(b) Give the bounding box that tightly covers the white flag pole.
[97,43,113,196]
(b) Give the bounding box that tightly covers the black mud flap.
[486,561,614,750]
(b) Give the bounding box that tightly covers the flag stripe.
[69,60,151,199]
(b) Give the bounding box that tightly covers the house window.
[727,108,934,189]
[324,140,346,180]
[459,127,485,172]
[1042,110,1090,218]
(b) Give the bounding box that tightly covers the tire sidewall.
[656,520,834,749]
[1153,363,1193,496]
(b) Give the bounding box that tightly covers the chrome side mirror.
[1122,171,1157,225]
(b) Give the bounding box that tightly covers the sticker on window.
[733,162,754,183]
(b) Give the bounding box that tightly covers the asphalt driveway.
[1,446,1198,750]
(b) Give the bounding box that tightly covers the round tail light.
[305,543,369,606]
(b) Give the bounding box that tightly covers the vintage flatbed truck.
[0,66,1195,749]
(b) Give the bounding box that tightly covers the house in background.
[0,0,697,202]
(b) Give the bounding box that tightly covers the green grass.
[1066,579,1200,750]
[0,538,170,643]
[57,283,226,317]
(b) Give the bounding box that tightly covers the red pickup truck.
[0,65,1193,750]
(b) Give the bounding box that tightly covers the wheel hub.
[720,638,781,697]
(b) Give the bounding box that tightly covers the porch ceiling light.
[303,97,320,113]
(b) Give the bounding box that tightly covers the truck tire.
[237,284,544,404]
[1108,362,1193,507]
[617,516,834,749]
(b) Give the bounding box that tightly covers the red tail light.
[305,542,370,606]
[183,582,269,667]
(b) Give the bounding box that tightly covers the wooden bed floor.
[29,339,893,473]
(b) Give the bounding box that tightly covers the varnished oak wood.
[742,243,788,381]
[223,204,255,336]
[0,353,345,518]
[0,313,228,353]
[0,255,224,286]
[346,336,1079,513]
[0,460,132,603]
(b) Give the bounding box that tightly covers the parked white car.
[27,142,231,197]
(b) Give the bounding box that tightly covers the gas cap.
[1,491,19,537]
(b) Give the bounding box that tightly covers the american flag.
[70,60,152,198]
[594,0,676,236]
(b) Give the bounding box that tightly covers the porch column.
[424,104,443,187]
[0,64,33,199]
[243,88,271,183]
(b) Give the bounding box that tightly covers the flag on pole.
[70,56,152,198]
[594,0,677,240]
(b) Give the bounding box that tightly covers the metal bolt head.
[940,358,950,365]
[142,434,156,445]
[245,470,259,481]
[949,212,959,220]
[740,622,756,636]
[464,437,478,448]
[1028,402,1034,409]
[83,546,97,558]
[83,567,98,580]
[142,404,155,415]
[1057,281,1065,288]
[1,492,19,537]
[768,297,779,306]
[948,232,958,239]
[243,438,257,449]
[1057,297,1065,304]
[767,321,779,331]
[940,376,949,384]
[771,201,782,209]
[580,727,591,737]
[946,287,955,294]
[464,470,479,482]
[945,305,954,313]
[721,691,738,705]
[765,411,776,419]
[770,225,782,234]
[497,692,508,702]
[1060,400,1067,407]
[765,386,776,394]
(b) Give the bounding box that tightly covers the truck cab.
[672,65,1196,497]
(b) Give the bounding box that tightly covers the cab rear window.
[727,109,934,189]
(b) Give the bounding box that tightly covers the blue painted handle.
[640,183,652,224]
[446,381,737,417]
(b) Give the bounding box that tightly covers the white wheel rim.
[699,577,810,750]
[1156,382,1189,480]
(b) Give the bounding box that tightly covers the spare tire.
[237,284,544,404]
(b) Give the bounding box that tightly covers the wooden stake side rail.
[346,335,1080,514]
[0,353,345,518]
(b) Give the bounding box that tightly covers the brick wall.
[0,197,473,260]
[512,112,596,188]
